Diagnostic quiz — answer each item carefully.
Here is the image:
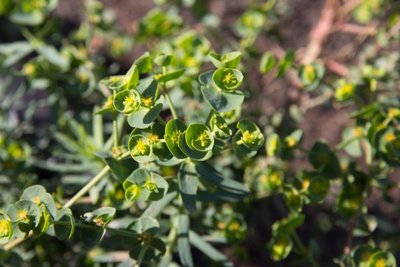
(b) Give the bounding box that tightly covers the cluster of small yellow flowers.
[222,71,237,87]
[123,95,138,113]
[196,132,211,148]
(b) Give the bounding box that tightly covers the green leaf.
[155,69,185,83]
[368,251,396,267]
[199,71,244,112]
[35,45,69,69]
[298,63,324,91]
[10,11,44,25]
[165,119,187,159]
[20,185,57,218]
[352,245,379,267]
[142,191,177,218]
[0,41,33,67]
[260,51,276,74]
[195,162,249,196]
[127,216,159,236]
[266,133,281,157]
[136,77,158,99]
[268,233,293,261]
[0,212,13,244]
[127,96,164,129]
[134,52,153,73]
[209,51,242,68]
[308,141,341,179]
[189,231,233,266]
[178,162,199,212]
[81,227,104,248]
[177,214,193,267]
[124,64,139,89]
[277,50,295,77]
[98,152,138,182]
[54,208,75,240]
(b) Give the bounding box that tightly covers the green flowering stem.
[135,245,148,267]
[53,220,138,238]
[160,218,178,265]
[165,93,178,120]
[335,136,359,151]
[2,152,131,251]
[291,231,318,267]
[113,114,119,148]
[2,234,28,251]
[63,165,111,208]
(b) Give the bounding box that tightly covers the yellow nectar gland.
[11,147,23,159]
[23,63,36,76]
[242,131,257,145]
[0,219,11,237]
[273,238,288,256]
[148,133,159,144]
[196,132,211,148]
[384,132,396,143]
[285,137,297,147]
[269,137,278,151]
[217,221,226,230]
[32,196,41,205]
[228,222,240,232]
[304,65,316,81]
[361,252,371,262]
[126,184,141,199]
[141,97,153,107]
[123,95,138,112]
[302,179,311,191]
[93,217,105,227]
[143,180,157,191]
[102,97,113,109]
[375,258,386,267]
[222,71,237,87]
[269,172,282,186]
[353,127,364,137]
[388,108,400,119]
[134,140,148,155]
[17,209,28,221]
[171,130,182,144]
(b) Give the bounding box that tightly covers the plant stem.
[63,165,111,208]
[165,93,178,120]
[113,114,119,148]
[291,232,318,267]
[160,219,178,265]
[53,221,138,238]
[135,245,148,267]
[2,152,132,251]
[205,109,215,125]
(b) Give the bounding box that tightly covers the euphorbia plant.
[0,50,263,266]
